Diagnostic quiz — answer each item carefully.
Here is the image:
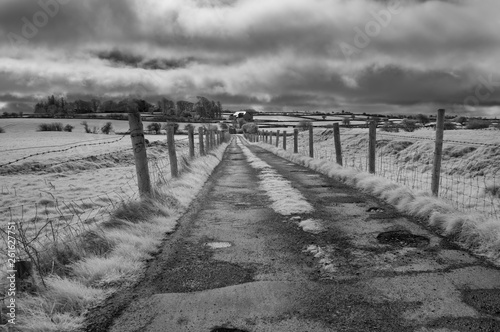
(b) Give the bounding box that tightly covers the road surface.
[84,136,500,332]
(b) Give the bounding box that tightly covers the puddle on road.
[377,230,430,248]
[206,242,233,249]
[211,327,249,332]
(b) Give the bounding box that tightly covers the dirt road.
[85,136,500,332]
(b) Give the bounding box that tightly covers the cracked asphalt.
[84,136,500,332]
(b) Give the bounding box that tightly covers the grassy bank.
[8,142,229,331]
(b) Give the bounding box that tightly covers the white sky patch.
[237,139,314,215]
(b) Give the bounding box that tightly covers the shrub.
[416,114,430,125]
[296,120,312,131]
[400,119,418,132]
[443,121,456,130]
[380,122,399,132]
[147,122,162,134]
[0,127,4,133]
[64,124,74,132]
[161,122,179,134]
[241,122,258,134]
[101,122,113,134]
[466,119,490,130]
[81,121,91,133]
[38,122,63,131]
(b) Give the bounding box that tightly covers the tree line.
[33,95,224,120]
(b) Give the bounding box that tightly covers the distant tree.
[81,121,91,133]
[400,119,418,132]
[443,121,456,130]
[242,123,258,134]
[416,114,430,125]
[63,124,74,132]
[101,122,113,134]
[466,119,490,130]
[184,124,194,132]
[381,122,399,132]
[161,122,179,134]
[241,109,257,122]
[147,122,162,134]
[236,117,246,129]
[100,100,118,113]
[322,114,327,120]
[90,99,101,113]
[454,116,467,125]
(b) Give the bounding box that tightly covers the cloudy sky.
[0,0,499,116]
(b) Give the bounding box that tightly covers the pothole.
[376,230,430,247]
[367,207,384,212]
[211,327,249,332]
[462,289,500,316]
[206,242,232,249]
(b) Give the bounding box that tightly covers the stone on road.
[98,136,500,332]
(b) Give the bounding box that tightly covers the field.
[0,118,216,264]
[289,127,500,219]
[0,117,229,330]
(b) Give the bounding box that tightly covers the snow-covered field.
[0,118,197,259]
[289,128,500,219]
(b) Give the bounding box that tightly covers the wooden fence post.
[333,123,342,166]
[198,127,205,156]
[276,130,280,147]
[368,121,377,174]
[167,124,179,178]
[205,128,211,151]
[294,129,298,153]
[283,131,287,150]
[128,112,152,198]
[431,109,445,196]
[309,126,314,158]
[270,131,273,145]
[188,126,195,159]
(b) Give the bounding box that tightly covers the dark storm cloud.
[95,49,195,70]
[0,0,140,46]
[0,0,499,115]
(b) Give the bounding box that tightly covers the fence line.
[254,114,500,220]
[0,119,229,282]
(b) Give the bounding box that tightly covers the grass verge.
[9,142,229,331]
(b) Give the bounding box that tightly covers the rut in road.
[87,136,500,332]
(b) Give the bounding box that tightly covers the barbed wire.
[0,132,131,167]
[262,129,500,219]
[377,132,499,147]
[0,134,132,153]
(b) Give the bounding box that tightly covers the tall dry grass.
[7,141,229,331]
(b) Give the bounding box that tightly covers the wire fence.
[257,127,500,220]
[0,124,225,283]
